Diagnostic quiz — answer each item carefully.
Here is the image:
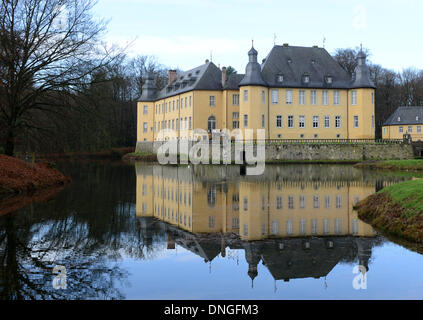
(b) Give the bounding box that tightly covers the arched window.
[207,116,217,132]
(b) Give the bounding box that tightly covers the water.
[1,161,423,300]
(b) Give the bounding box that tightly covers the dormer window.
[398,117,401,122]
[417,116,420,121]
[276,74,284,83]
[287,58,292,63]
[302,74,310,84]
[325,75,333,84]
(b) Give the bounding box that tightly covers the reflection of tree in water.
[0,162,165,300]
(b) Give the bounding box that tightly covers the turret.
[239,45,267,86]
[351,50,375,89]
[140,71,157,101]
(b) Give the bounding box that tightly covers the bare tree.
[0,0,121,155]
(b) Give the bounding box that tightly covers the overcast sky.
[95,0,423,73]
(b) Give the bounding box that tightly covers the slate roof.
[383,106,423,126]
[140,45,375,102]
[154,62,223,100]
[223,73,245,90]
[261,45,353,89]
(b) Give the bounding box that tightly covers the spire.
[240,44,266,87]
[351,46,375,89]
[140,71,157,101]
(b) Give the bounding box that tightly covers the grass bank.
[0,154,71,196]
[355,179,423,243]
[355,159,423,171]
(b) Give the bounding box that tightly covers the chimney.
[168,70,177,85]
[221,67,227,87]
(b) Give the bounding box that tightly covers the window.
[288,115,294,128]
[354,116,359,128]
[334,91,340,105]
[351,91,357,105]
[209,95,215,107]
[310,90,317,105]
[302,74,310,84]
[209,216,215,229]
[418,126,422,133]
[243,198,248,211]
[311,219,318,235]
[286,90,293,104]
[276,196,283,209]
[272,90,279,104]
[261,90,265,103]
[277,74,283,82]
[324,116,330,128]
[335,116,341,128]
[299,196,305,208]
[232,94,239,105]
[323,219,330,234]
[322,90,328,105]
[244,114,248,127]
[325,196,331,208]
[261,114,265,128]
[326,76,333,84]
[276,115,282,128]
[207,186,217,207]
[244,90,248,102]
[314,134,318,139]
[172,119,174,130]
[299,90,306,105]
[272,221,279,235]
[143,105,148,114]
[399,126,403,133]
[232,112,239,119]
[372,115,375,129]
[288,196,294,209]
[208,116,217,132]
[371,92,374,104]
[299,115,305,128]
[177,100,179,109]
[286,220,293,235]
[243,224,248,236]
[189,96,192,107]
[176,119,179,130]
[408,126,413,133]
[313,195,320,208]
[336,195,342,208]
[299,219,306,235]
[232,121,239,128]
[172,101,175,111]
[189,117,192,130]
[313,116,319,128]
[185,97,187,108]
[143,122,148,133]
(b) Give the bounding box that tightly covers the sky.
[94,0,423,74]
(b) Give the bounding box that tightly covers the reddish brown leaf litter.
[0,154,71,195]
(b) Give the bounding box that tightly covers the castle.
[137,44,375,143]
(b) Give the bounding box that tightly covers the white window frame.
[209,95,216,107]
[334,90,340,105]
[286,90,293,104]
[276,115,282,128]
[313,116,319,128]
[232,94,239,106]
[143,105,148,114]
[322,90,329,105]
[299,90,306,105]
[272,90,279,104]
[353,115,359,128]
[299,115,305,128]
[324,116,330,128]
[351,90,357,106]
[335,116,341,128]
[288,115,294,128]
[310,90,317,105]
[244,90,248,102]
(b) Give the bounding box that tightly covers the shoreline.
[0,155,71,197]
[355,179,423,244]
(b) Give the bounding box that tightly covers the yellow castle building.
[382,106,423,142]
[137,44,376,144]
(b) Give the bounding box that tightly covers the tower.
[348,50,376,139]
[138,71,157,143]
[239,45,268,140]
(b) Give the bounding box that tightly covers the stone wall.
[136,140,415,161]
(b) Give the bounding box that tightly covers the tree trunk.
[4,128,15,156]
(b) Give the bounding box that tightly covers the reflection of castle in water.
[136,164,404,283]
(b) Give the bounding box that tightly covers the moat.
[1,162,423,299]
